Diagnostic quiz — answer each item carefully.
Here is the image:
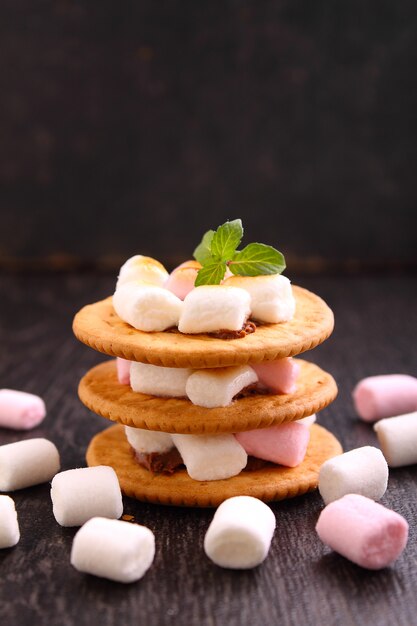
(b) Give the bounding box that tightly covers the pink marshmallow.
[164,261,201,300]
[353,374,417,422]
[116,358,131,385]
[235,422,310,467]
[252,357,300,394]
[316,494,409,570]
[0,389,46,430]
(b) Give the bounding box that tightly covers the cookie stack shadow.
[73,286,342,507]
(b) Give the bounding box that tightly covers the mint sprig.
[193,220,286,285]
[229,243,285,276]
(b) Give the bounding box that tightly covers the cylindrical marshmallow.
[235,422,310,468]
[374,411,417,467]
[164,260,201,300]
[130,362,192,398]
[297,413,316,427]
[71,517,155,583]
[318,446,388,505]
[352,374,417,422]
[252,358,300,394]
[204,496,276,569]
[0,389,46,430]
[185,365,258,408]
[51,466,123,527]
[125,426,173,454]
[116,358,131,385]
[171,433,247,481]
[113,283,183,332]
[178,285,251,334]
[116,255,169,288]
[223,274,295,323]
[0,495,20,548]
[316,494,409,569]
[0,438,60,492]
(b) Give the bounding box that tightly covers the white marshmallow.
[374,411,417,467]
[204,496,276,569]
[113,283,183,332]
[223,274,295,323]
[171,433,247,481]
[125,426,174,454]
[319,446,388,505]
[178,285,251,334]
[51,466,123,527]
[71,517,155,583]
[0,496,20,548]
[130,362,192,398]
[186,366,258,408]
[0,438,60,492]
[297,414,317,427]
[116,255,168,288]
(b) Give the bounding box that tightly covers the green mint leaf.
[193,229,215,264]
[195,261,227,286]
[229,243,286,276]
[210,219,243,260]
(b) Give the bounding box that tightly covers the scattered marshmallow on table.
[178,285,251,334]
[318,446,388,505]
[113,283,183,332]
[0,438,60,492]
[116,255,168,289]
[353,374,417,422]
[185,365,258,408]
[0,389,46,430]
[171,433,247,481]
[252,357,300,394]
[223,274,295,323]
[204,496,276,569]
[316,494,409,570]
[235,421,310,468]
[116,358,131,385]
[0,495,20,548]
[51,466,123,527]
[71,517,155,583]
[130,362,192,398]
[164,260,201,300]
[125,426,174,454]
[374,411,417,467]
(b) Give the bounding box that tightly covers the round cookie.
[73,286,334,368]
[78,359,338,434]
[86,423,343,507]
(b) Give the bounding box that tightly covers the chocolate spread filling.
[133,447,269,475]
[209,320,257,340]
[135,448,183,474]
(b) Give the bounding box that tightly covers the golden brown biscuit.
[72,286,334,368]
[78,359,338,434]
[86,423,343,507]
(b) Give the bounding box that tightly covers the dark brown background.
[0,0,416,271]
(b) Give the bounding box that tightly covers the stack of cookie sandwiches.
[73,221,342,506]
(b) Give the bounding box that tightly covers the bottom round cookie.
[86,423,343,507]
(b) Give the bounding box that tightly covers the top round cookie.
[72,286,334,368]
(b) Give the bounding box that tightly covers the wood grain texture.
[0,273,416,626]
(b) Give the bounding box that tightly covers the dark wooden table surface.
[0,272,416,626]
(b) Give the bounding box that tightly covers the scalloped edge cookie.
[73,286,334,368]
[86,423,343,507]
[78,359,338,434]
